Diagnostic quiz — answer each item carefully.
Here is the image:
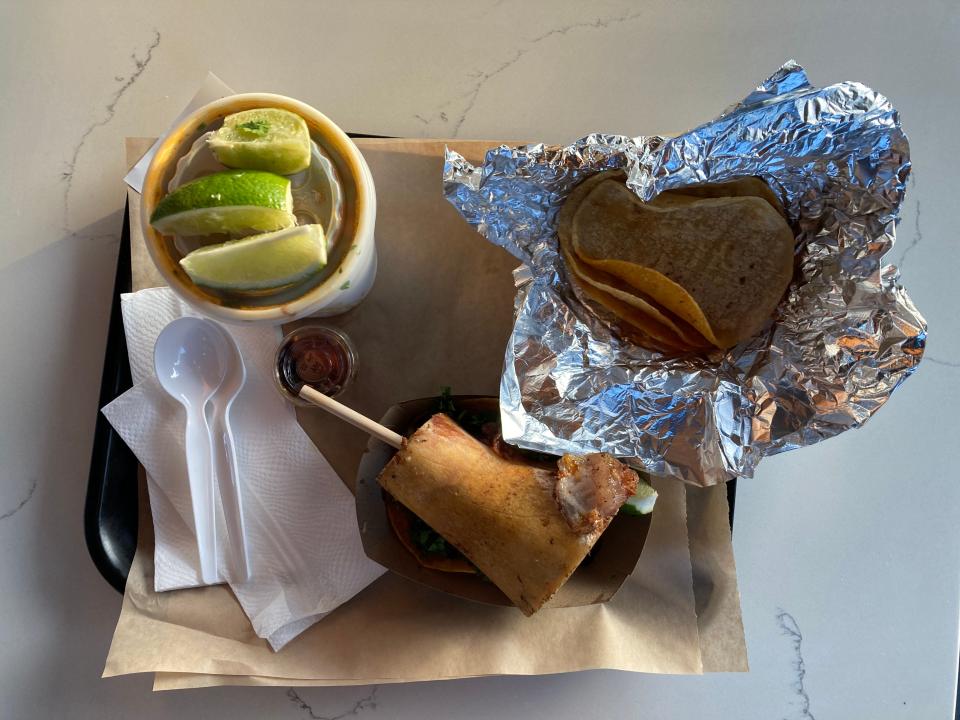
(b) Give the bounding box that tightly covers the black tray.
[85,201,139,593]
[84,137,737,592]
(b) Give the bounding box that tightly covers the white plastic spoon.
[154,317,225,585]
[206,322,251,582]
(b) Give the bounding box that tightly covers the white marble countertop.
[2,1,958,717]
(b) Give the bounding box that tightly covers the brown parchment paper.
[104,139,747,686]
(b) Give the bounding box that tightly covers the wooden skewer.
[298,385,405,449]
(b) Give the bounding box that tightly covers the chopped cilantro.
[438,386,456,415]
[426,536,448,554]
[411,517,459,558]
[435,387,496,437]
[339,280,351,290]
[235,119,270,138]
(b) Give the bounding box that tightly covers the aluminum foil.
[443,61,926,486]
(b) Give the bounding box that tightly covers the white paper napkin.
[101,287,384,650]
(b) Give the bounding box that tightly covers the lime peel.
[620,478,658,516]
[150,170,295,237]
[180,224,327,291]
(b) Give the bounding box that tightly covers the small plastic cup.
[274,324,357,404]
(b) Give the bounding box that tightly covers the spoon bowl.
[154,317,227,406]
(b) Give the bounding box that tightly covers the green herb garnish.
[436,387,496,435]
[236,119,270,138]
[438,386,456,415]
[412,518,459,558]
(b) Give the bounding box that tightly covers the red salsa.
[275,326,355,399]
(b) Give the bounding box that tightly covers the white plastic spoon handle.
[185,405,218,584]
[212,414,250,582]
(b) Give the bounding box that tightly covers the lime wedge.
[620,478,658,516]
[180,224,327,291]
[208,108,312,175]
[150,170,295,237]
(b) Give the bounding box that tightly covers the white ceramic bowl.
[141,93,376,324]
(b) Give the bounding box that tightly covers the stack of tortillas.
[557,171,795,353]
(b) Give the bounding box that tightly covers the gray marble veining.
[777,610,816,720]
[416,9,649,136]
[286,687,378,719]
[896,175,922,274]
[0,475,37,521]
[894,174,957,369]
[61,29,161,232]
